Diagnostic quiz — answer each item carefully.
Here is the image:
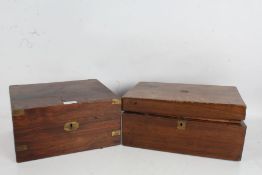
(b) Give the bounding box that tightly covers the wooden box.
[122,82,247,160]
[10,79,121,162]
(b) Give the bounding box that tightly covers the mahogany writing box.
[122,82,246,160]
[10,79,121,162]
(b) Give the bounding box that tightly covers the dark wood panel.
[122,98,245,121]
[122,82,246,121]
[122,112,246,161]
[15,119,120,162]
[10,79,117,110]
[13,102,120,129]
[13,102,121,162]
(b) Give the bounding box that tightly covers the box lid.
[122,82,246,121]
[10,79,119,111]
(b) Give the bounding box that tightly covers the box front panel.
[13,101,121,162]
[122,112,246,160]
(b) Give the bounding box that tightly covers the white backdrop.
[1,1,262,174]
[1,0,261,119]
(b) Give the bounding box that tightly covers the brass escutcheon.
[177,120,186,130]
[64,121,79,132]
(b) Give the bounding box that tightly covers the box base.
[122,112,246,161]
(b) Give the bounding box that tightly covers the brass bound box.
[10,79,121,162]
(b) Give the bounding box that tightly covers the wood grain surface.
[10,79,121,162]
[10,79,117,110]
[122,82,246,121]
[122,112,246,161]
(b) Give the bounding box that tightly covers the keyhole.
[177,120,186,130]
[64,121,79,132]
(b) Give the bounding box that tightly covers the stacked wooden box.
[122,82,246,160]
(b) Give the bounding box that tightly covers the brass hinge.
[12,109,25,117]
[112,130,121,136]
[16,145,28,152]
[112,99,121,105]
[177,120,186,130]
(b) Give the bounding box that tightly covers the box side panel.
[122,98,246,121]
[122,112,246,161]
[13,101,121,162]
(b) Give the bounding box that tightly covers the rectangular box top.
[10,79,118,110]
[122,82,246,121]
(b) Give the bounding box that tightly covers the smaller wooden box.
[122,82,247,160]
[10,79,121,162]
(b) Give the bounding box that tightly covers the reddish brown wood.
[122,82,246,121]
[122,112,246,161]
[122,82,247,160]
[10,79,121,162]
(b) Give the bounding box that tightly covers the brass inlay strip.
[112,130,121,136]
[112,99,121,105]
[13,109,25,117]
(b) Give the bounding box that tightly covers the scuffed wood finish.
[10,79,121,162]
[122,82,246,121]
[122,82,247,160]
[10,79,117,110]
[122,112,246,161]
